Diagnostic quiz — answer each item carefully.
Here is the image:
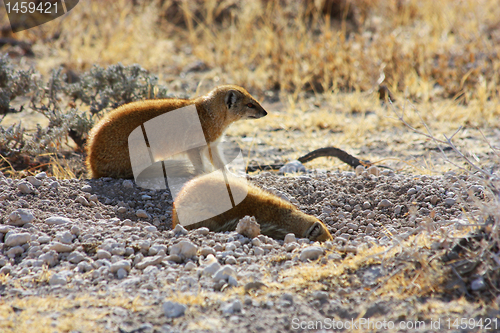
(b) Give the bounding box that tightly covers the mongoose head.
[304,219,333,242]
[216,85,267,121]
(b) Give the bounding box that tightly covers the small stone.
[279,160,306,175]
[251,238,262,247]
[37,235,51,244]
[75,195,89,206]
[199,246,216,257]
[236,216,260,238]
[81,185,92,192]
[48,242,73,253]
[225,256,237,265]
[184,262,196,271]
[213,265,237,282]
[136,209,149,219]
[0,266,12,275]
[55,231,73,244]
[49,181,60,189]
[471,277,486,291]
[70,225,81,236]
[196,227,210,235]
[122,180,134,188]
[312,291,329,301]
[4,232,31,247]
[173,224,188,235]
[6,246,24,258]
[17,182,33,194]
[45,216,72,225]
[284,233,296,244]
[96,249,112,259]
[299,246,324,262]
[253,247,265,256]
[378,199,392,208]
[117,207,127,214]
[141,195,152,200]
[367,166,380,176]
[117,268,128,279]
[144,225,157,232]
[35,172,47,179]
[221,300,242,314]
[7,209,35,226]
[77,261,93,273]
[355,165,365,176]
[26,176,43,186]
[169,240,198,260]
[110,260,132,273]
[163,301,186,318]
[49,273,67,286]
[135,254,164,270]
[430,195,439,205]
[444,198,456,206]
[285,242,299,252]
[203,262,222,276]
[407,188,417,195]
[40,251,58,267]
[68,251,86,264]
[111,247,126,256]
[362,201,371,209]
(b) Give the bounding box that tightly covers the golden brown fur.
[172,173,333,242]
[86,85,267,178]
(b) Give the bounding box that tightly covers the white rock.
[49,273,67,286]
[251,238,262,247]
[35,172,47,179]
[213,265,237,281]
[163,301,186,318]
[77,261,93,273]
[117,268,128,279]
[70,225,81,236]
[37,235,51,244]
[196,227,210,235]
[0,225,11,233]
[378,199,392,208]
[199,247,216,257]
[4,232,31,247]
[49,181,60,189]
[173,224,188,235]
[169,240,198,260]
[6,246,24,258]
[203,262,222,276]
[148,244,167,256]
[221,300,242,314]
[110,260,131,273]
[26,176,43,186]
[444,198,456,206]
[236,216,260,238]
[355,165,365,176]
[227,275,238,287]
[111,247,126,256]
[284,233,296,244]
[225,256,237,265]
[122,180,134,188]
[144,225,157,232]
[96,249,112,259]
[68,251,86,264]
[17,182,33,194]
[136,210,149,219]
[45,216,72,225]
[184,262,196,271]
[76,195,89,206]
[81,185,92,192]
[49,242,73,253]
[299,246,324,261]
[39,250,58,267]
[55,231,73,244]
[279,160,306,174]
[367,166,380,176]
[253,247,265,256]
[135,254,164,270]
[7,209,35,226]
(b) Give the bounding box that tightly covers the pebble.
[253,247,265,256]
[196,227,210,235]
[136,209,149,219]
[355,165,365,176]
[117,268,128,279]
[199,246,216,257]
[35,172,47,179]
[68,251,86,264]
[75,195,89,206]
[7,209,35,226]
[378,199,393,208]
[213,265,237,282]
[173,224,188,235]
[367,166,380,176]
[45,216,72,225]
[55,231,73,244]
[470,277,486,291]
[169,240,197,260]
[299,246,324,261]
[48,242,73,253]
[135,254,164,270]
[163,301,186,318]
[81,185,92,192]
[144,225,157,232]
[26,176,43,186]
[203,262,222,276]
[49,273,67,286]
[279,160,306,174]
[5,232,31,247]
[236,216,260,238]
[17,182,33,194]
[221,300,242,314]
[110,260,132,273]
[122,180,134,188]
[284,233,296,244]
[444,198,456,206]
[6,246,24,258]
[96,249,112,259]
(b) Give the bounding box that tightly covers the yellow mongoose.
[172,173,333,241]
[86,85,267,179]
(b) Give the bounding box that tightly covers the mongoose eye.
[246,103,255,108]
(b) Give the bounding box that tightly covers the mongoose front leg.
[187,147,206,175]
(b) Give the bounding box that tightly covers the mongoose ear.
[225,90,238,109]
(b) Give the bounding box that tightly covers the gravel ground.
[0,167,499,332]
